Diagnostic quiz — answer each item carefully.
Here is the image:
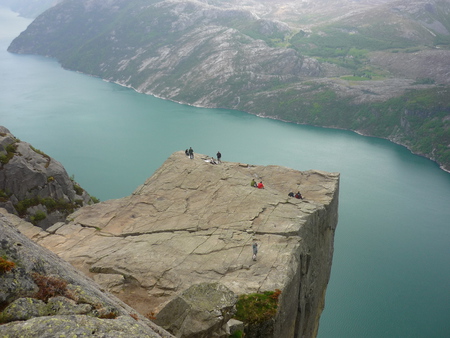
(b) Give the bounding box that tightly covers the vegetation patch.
[73,184,84,195]
[234,289,281,324]
[0,143,18,165]
[0,189,11,203]
[0,257,15,273]
[229,330,244,338]
[30,210,47,225]
[31,273,74,302]
[14,197,79,217]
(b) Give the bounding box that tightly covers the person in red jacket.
[257,181,264,189]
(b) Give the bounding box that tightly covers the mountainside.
[7,0,450,171]
[0,0,60,18]
[16,151,340,337]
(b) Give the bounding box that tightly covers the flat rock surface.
[14,151,339,315]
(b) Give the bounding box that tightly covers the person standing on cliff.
[252,242,258,261]
[216,151,222,163]
[188,147,194,159]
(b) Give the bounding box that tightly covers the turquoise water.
[1,8,449,337]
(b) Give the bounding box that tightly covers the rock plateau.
[14,151,340,337]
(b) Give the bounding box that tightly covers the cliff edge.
[14,151,339,337]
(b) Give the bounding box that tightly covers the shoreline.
[106,76,450,174]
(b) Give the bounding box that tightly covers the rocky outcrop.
[0,127,97,229]
[0,211,173,337]
[154,282,237,338]
[13,151,340,337]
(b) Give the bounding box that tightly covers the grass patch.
[234,289,281,324]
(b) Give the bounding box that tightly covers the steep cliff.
[0,126,97,229]
[15,151,339,337]
[7,0,450,171]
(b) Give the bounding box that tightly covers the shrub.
[0,189,10,202]
[0,257,15,273]
[30,210,47,225]
[229,330,244,338]
[15,197,79,217]
[90,196,100,204]
[73,184,84,195]
[0,143,17,165]
[32,273,71,302]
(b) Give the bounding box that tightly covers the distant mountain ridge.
[0,0,60,18]
[7,0,450,171]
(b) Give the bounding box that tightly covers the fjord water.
[1,8,449,337]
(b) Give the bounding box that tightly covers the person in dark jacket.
[252,242,258,261]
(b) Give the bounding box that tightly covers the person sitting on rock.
[251,179,257,187]
[288,192,295,197]
[257,181,264,189]
[295,191,303,199]
[210,157,217,165]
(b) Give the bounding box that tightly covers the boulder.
[0,126,96,229]
[155,282,237,338]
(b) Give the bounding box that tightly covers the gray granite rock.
[10,151,339,337]
[155,282,237,338]
[0,126,95,229]
[0,212,174,337]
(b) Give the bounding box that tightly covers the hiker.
[216,151,222,163]
[252,242,258,261]
[188,147,194,159]
[185,149,189,156]
[295,191,303,199]
[257,181,264,189]
[288,192,295,197]
[251,179,257,187]
[210,157,217,165]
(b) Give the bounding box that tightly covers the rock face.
[0,211,173,337]
[16,151,340,337]
[154,282,237,338]
[0,126,96,229]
